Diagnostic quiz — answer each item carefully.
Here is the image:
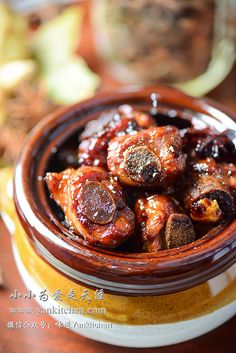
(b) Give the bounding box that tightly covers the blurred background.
[0,0,236,167]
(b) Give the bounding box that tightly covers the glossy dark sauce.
[44,105,235,253]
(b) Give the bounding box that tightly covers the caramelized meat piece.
[220,163,236,200]
[45,166,135,248]
[184,158,235,223]
[165,213,196,249]
[78,105,156,168]
[220,163,236,188]
[183,128,236,162]
[107,126,186,187]
[135,195,196,252]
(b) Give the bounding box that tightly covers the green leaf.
[0,3,29,65]
[32,6,83,71]
[44,57,100,105]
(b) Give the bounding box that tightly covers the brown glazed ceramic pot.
[10,86,236,347]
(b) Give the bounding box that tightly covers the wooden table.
[1,4,236,352]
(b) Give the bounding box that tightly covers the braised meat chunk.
[45,166,135,248]
[107,126,186,188]
[45,103,236,253]
[184,158,235,223]
[183,128,236,162]
[220,163,236,191]
[78,105,156,168]
[135,195,196,252]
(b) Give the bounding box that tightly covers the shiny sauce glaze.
[45,102,236,253]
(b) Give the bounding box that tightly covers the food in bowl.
[46,166,135,248]
[3,86,235,347]
[45,104,236,254]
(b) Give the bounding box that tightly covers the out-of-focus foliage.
[32,6,100,105]
[0,3,29,65]
[44,57,100,105]
[0,3,100,167]
[32,6,83,70]
[0,91,6,125]
[0,60,36,91]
